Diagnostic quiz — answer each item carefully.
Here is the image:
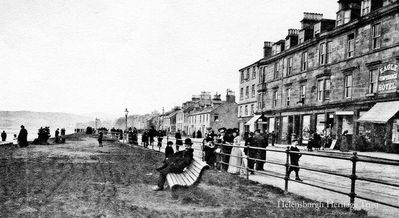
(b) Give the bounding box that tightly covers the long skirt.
[227,147,243,174]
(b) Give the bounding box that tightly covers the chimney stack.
[263,41,272,58]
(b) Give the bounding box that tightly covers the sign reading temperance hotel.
[378,63,398,93]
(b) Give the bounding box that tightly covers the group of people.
[141,126,165,148]
[0,126,29,147]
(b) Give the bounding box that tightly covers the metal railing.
[116,135,399,210]
[215,142,399,210]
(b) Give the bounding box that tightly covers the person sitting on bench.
[153,138,194,191]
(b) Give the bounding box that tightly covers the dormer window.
[314,23,321,37]
[361,0,371,16]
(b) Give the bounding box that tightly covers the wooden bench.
[166,157,209,190]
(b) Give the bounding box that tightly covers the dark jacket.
[18,128,28,147]
[160,148,194,174]
[289,146,302,165]
[252,134,267,158]
[165,146,174,159]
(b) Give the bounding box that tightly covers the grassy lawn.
[0,134,373,217]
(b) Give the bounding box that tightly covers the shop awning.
[357,101,399,124]
[245,115,262,126]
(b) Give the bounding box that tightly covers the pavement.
[126,135,399,218]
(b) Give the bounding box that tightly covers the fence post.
[349,152,358,210]
[246,146,249,180]
[284,146,290,193]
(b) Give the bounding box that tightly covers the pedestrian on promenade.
[157,130,163,150]
[149,126,157,148]
[1,130,7,141]
[98,132,103,147]
[215,128,226,170]
[13,134,18,146]
[270,131,276,146]
[244,132,256,174]
[18,125,28,147]
[340,130,350,152]
[61,128,66,143]
[142,130,149,148]
[221,129,234,171]
[227,130,243,175]
[288,139,303,181]
[196,130,202,138]
[203,128,216,167]
[165,141,174,159]
[175,130,183,151]
[153,138,194,191]
[55,128,60,143]
[252,129,267,171]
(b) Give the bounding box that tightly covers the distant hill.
[0,111,94,140]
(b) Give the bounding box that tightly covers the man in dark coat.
[203,129,216,167]
[1,131,7,141]
[175,130,183,151]
[252,129,267,171]
[18,125,28,147]
[288,139,303,181]
[153,138,194,191]
[55,128,60,143]
[220,129,234,171]
[244,132,255,174]
[165,141,174,159]
[98,132,103,147]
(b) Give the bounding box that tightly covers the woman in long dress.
[227,131,243,175]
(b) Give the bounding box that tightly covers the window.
[369,69,379,94]
[250,104,254,115]
[252,67,256,79]
[337,13,343,26]
[317,79,331,101]
[372,23,381,49]
[258,93,262,109]
[245,105,248,116]
[347,33,355,58]
[214,115,219,121]
[300,85,306,103]
[325,79,331,100]
[246,69,250,80]
[319,42,326,65]
[240,71,244,83]
[344,75,353,98]
[251,84,255,97]
[326,41,332,64]
[239,106,242,117]
[259,67,263,83]
[361,0,371,16]
[274,62,279,79]
[299,30,305,44]
[287,57,293,75]
[273,90,278,108]
[317,80,324,101]
[301,52,308,71]
[245,86,249,98]
[286,88,291,106]
[240,88,243,100]
[344,10,351,24]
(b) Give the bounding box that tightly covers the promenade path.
[1,135,365,217]
[141,135,399,218]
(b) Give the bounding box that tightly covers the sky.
[0,0,337,117]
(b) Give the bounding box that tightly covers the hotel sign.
[378,63,398,93]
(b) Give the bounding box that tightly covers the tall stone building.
[240,0,399,152]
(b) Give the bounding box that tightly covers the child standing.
[165,141,174,159]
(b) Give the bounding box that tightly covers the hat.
[206,127,212,130]
[218,127,226,133]
[184,138,193,145]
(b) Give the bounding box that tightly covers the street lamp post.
[124,108,129,143]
